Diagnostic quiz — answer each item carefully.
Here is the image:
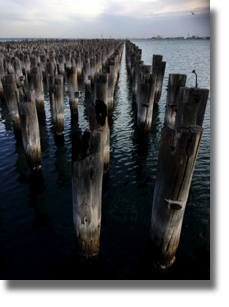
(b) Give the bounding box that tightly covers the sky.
[0,0,210,38]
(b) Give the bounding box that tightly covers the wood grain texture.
[16,87,41,170]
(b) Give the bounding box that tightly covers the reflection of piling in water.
[2,73,21,132]
[38,113,49,153]
[16,87,41,170]
[72,128,106,257]
[150,86,209,269]
[28,169,50,230]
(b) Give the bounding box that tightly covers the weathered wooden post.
[88,99,109,174]
[31,66,45,114]
[164,74,187,127]
[58,54,65,77]
[136,73,157,136]
[49,74,64,134]
[72,127,105,257]
[24,53,31,80]
[18,53,26,75]
[12,57,25,88]
[107,61,116,115]
[132,60,143,104]
[83,55,91,92]
[75,54,82,79]
[0,57,5,101]
[66,66,80,115]
[46,61,55,77]
[5,56,14,74]
[150,86,209,268]
[94,73,108,106]
[16,87,41,170]
[2,73,21,131]
[152,55,166,104]
[40,55,47,79]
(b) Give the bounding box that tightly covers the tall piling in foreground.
[66,66,80,115]
[72,128,105,257]
[16,87,41,170]
[2,73,21,131]
[31,66,45,114]
[49,74,64,135]
[150,86,209,268]
[88,99,109,174]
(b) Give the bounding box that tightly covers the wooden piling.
[12,56,25,88]
[66,66,80,115]
[150,86,209,268]
[88,99,110,174]
[2,73,21,131]
[72,128,105,257]
[31,66,45,114]
[24,53,31,80]
[83,56,91,92]
[164,74,187,127]
[49,74,64,135]
[16,87,41,170]
[0,57,5,100]
[152,55,166,104]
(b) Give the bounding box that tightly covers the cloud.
[0,0,210,38]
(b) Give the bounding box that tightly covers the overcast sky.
[0,0,210,38]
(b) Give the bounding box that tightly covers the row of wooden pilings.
[126,40,210,268]
[0,39,124,174]
[0,38,210,268]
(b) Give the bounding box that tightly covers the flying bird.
[191,11,195,15]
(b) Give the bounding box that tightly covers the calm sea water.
[0,39,210,280]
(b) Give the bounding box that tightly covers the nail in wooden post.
[2,73,21,131]
[31,66,45,114]
[150,86,209,268]
[72,127,105,257]
[16,87,41,170]
[66,66,80,115]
